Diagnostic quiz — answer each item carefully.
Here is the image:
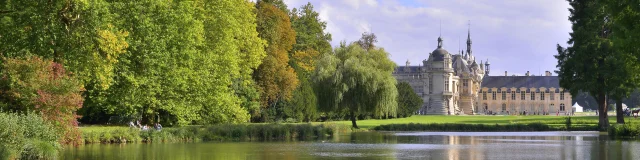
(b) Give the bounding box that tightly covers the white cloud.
[283,0,571,76]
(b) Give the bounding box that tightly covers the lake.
[62,131,639,160]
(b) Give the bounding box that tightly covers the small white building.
[572,102,583,112]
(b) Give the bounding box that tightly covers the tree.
[357,32,378,51]
[280,2,333,123]
[254,1,299,121]
[396,82,423,118]
[0,56,84,145]
[555,0,640,129]
[603,0,640,124]
[313,42,397,128]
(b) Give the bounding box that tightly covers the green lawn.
[80,115,640,132]
[318,115,640,130]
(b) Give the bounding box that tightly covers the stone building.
[393,28,486,115]
[393,26,572,115]
[478,71,573,115]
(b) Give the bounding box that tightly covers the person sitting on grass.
[154,123,163,131]
[129,121,137,128]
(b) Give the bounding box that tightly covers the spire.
[466,20,472,57]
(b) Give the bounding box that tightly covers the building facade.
[478,71,573,115]
[393,27,573,115]
[393,28,486,115]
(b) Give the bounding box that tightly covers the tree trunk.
[615,99,625,124]
[597,92,610,130]
[350,111,359,129]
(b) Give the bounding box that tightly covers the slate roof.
[394,66,421,73]
[451,55,471,75]
[481,76,560,89]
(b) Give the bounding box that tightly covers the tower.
[484,59,490,76]
[466,21,473,61]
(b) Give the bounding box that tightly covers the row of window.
[482,91,565,101]
[481,88,565,93]
[483,103,567,111]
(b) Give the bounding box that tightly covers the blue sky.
[282,0,572,76]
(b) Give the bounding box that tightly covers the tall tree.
[357,32,378,51]
[254,1,299,121]
[396,82,423,118]
[281,2,334,122]
[555,0,639,128]
[603,0,640,124]
[313,42,397,128]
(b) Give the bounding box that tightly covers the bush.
[0,56,84,145]
[608,123,640,138]
[79,123,349,144]
[0,112,60,159]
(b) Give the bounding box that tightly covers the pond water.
[62,131,639,160]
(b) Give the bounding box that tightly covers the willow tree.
[313,42,397,128]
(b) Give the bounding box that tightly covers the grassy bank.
[373,122,598,132]
[322,115,639,130]
[608,122,640,138]
[80,123,350,144]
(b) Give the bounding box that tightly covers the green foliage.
[0,112,60,159]
[254,1,299,120]
[608,122,640,138]
[396,82,423,118]
[0,56,84,145]
[313,42,398,128]
[79,123,348,144]
[283,78,318,122]
[555,0,640,129]
[565,116,572,130]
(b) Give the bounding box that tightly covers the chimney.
[545,71,552,76]
[505,71,507,76]
[526,71,530,76]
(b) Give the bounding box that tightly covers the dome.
[431,36,450,61]
[431,48,450,61]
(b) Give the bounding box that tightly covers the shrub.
[0,56,84,145]
[0,112,60,159]
[608,123,640,138]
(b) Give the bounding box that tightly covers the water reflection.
[62,132,640,160]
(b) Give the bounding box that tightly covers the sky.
[280,0,573,76]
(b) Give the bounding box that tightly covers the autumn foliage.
[0,56,84,145]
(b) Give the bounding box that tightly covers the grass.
[78,123,350,144]
[319,115,640,130]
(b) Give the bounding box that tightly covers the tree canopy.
[556,0,640,128]
[396,82,423,118]
[313,42,397,128]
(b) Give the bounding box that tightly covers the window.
[502,91,506,100]
[531,92,535,100]
[550,92,555,100]
[463,80,468,87]
[492,91,497,100]
[483,92,487,100]
[484,103,488,111]
[511,91,516,100]
[445,80,449,91]
[502,104,507,111]
[560,91,565,100]
[560,103,565,111]
[521,91,525,100]
[428,77,433,94]
[541,92,545,100]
